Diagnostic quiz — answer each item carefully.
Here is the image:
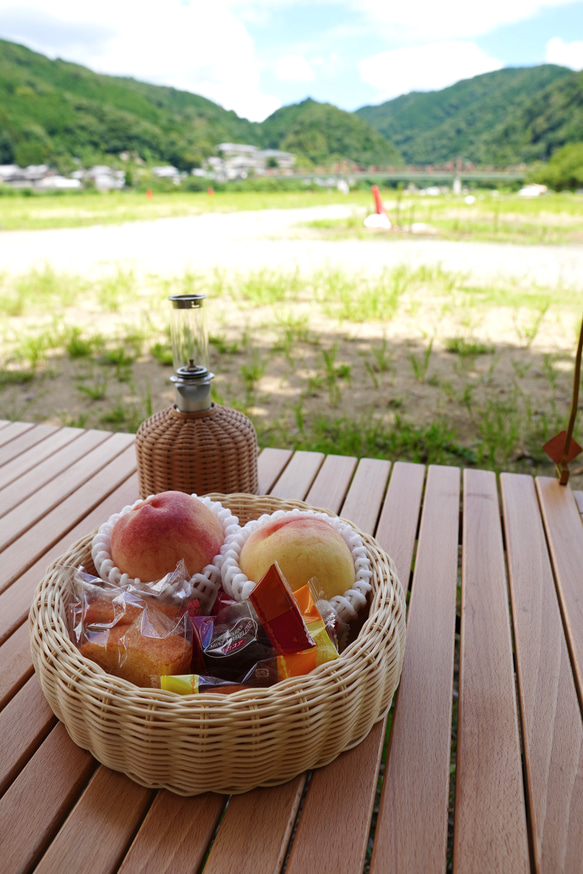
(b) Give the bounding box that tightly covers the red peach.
[110,491,223,582]
[239,516,355,600]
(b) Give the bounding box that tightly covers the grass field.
[1,255,582,488]
[0,188,371,231]
[1,187,583,244]
[308,190,583,245]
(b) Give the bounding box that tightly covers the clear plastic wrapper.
[164,575,339,693]
[68,568,193,687]
[190,600,275,683]
[160,674,248,695]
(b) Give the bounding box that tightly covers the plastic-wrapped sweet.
[162,578,340,694]
[68,569,192,688]
[91,491,240,614]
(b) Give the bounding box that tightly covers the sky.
[0,0,582,122]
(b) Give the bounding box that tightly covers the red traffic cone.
[372,184,388,216]
[364,186,392,229]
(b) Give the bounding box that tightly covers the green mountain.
[261,98,402,168]
[356,65,575,166]
[1,36,580,175]
[481,69,583,164]
[0,38,263,170]
[0,38,401,172]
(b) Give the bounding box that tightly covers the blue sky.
[0,0,581,121]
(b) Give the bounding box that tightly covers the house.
[0,164,52,187]
[36,175,82,190]
[216,143,264,180]
[0,164,21,183]
[152,166,181,184]
[208,144,296,181]
[261,149,295,172]
[71,166,125,190]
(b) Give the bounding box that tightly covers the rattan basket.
[29,494,406,796]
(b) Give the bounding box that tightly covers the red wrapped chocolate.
[248,562,315,654]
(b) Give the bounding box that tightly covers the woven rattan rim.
[29,494,406,796]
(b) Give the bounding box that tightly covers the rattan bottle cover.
[135,293,259,498]
[135,403,258,498]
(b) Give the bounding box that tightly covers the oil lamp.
[135,293,259,498]
[168,294,213,412]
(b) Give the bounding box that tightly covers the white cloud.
[357,0,579,40]
[0,0,280,120]
[227,0,582,42]
[545,36,583,70]
[359,42,503,101]
[274,54,315,82]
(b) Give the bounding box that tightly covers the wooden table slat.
[502,473,583,874]
[0,423,61,475]
[371,465,460,874]
[0,430,132,547]
[0,723,96,874]
[0,444,137,601]
[536,477,583,705]
[374,460,426,591]
[0,426,108,519]
[33,766,154,874]
[305,453,358,513]
[454,469,529,873]
[0,420,35,449]
[282,457,392,873]
[339,457,391,535]
[0,622,34,709]
[0,675,57,797]
[257,447,293,495]
[267,450,324,500]
[285,719,386,874]
[0,471,139,656]
[117,791,226,874]
[203,777,305,874]
[0,425,82,491]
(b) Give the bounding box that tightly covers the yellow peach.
[239,515,355,600]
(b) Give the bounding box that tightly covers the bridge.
[282,169,527,187]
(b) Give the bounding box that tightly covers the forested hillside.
[0,39,400,171]
[261,98,402,168]
[1,36,581,175]
[356,65,574,165]
[481,69,583,164]
[0,38,262,170]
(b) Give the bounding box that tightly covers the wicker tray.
[29,494,406,796]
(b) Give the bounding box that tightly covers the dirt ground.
[2,205,583,489]
[2,203,583,285]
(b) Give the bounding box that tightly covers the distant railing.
[280,169,527,184]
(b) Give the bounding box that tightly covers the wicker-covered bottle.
[135,403,258,498]
[135,293,259,498]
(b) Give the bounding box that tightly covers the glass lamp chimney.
[168,294,214,412]
[169,294,209,374]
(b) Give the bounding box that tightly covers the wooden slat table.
[1,421,582,874]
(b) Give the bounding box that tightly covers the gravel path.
[1,204,583,287]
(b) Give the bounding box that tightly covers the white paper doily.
[220,508,373,623]
[91,494,241,613]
